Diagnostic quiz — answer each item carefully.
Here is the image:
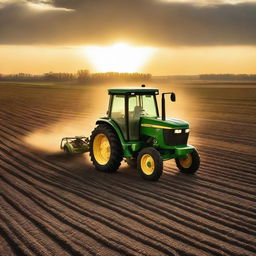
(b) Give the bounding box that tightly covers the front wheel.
[175,149,200,174]
[137,147,163,181]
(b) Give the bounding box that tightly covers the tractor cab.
[107,87,159,141]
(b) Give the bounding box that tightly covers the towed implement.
[61,85,200,181]
[60,136,89,154]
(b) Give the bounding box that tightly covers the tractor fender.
[95,119,137,158]
[96,118,126,146]
[96,118,137,158]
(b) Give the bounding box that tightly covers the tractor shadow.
[35,149,201,191]
[45,151,83,162]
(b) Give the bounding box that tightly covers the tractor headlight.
[185,128,190,133]
[174,129,182,134]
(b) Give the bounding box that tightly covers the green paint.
[108,87,158,94]
[140,116,189,129]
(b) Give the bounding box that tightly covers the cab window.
[141,95,157,118]
[110,95,127,139]
[128,94,157,140]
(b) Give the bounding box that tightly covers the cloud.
[0,0,73,11]
[0,0,256,46]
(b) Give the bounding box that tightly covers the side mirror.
[170,93,176,102]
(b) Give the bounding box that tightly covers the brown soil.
[0,82,255,256]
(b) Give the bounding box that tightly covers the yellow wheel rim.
[141,154,155,175]
[179,153,192,168]
[93,133,111,165]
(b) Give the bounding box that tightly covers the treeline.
[0,70,152,83]
[199,74,256,81]
[153,75,199,81]
[2,72,255,82]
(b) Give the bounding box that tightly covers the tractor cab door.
[128,95,141,140]
[109,95,128,140]
[128,94,158,141]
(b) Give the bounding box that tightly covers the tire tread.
[89,124,123,173]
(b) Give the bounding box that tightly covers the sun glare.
[83,42,155,73]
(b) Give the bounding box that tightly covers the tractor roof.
[108,87,159,94]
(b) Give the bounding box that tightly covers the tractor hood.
[140,117,189,129]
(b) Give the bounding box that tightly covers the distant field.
[0,81,255,255]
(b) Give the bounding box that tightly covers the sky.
[0,0,256,75]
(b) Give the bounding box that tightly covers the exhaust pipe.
[162,92,176,120]
[162,93,166,121]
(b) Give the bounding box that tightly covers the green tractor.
[90,86,200,181]
[61,86,200,181]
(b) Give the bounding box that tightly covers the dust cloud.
[23,84,111,153]
[23,118,94,153]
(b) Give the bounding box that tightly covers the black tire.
[126,158,137,169]
[63,145,71,154]
[89,124,123,173]
[137,147,163,181]
[175,148,200,174]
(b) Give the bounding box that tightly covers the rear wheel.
[137,147,163,181]
[175,149,200,174]
[90,124,123,173]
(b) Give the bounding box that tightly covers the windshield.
[141,95,158,117]
[129,94,158,118]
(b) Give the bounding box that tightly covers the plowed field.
[0,82,255,256]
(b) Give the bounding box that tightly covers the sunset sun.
[83,42,155,73]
